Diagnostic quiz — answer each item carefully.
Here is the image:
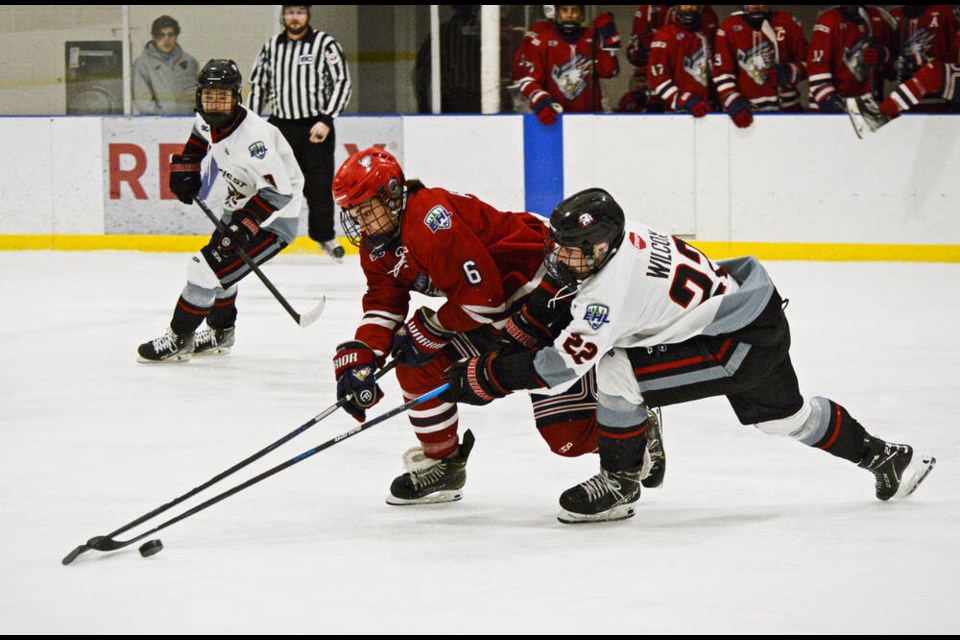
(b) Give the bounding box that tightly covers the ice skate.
[137,327,195,363]
[319,239,345,261]
[193,326,235,356]
[846,95,890,139]
[386,430,475,505]
[557,466,641,524]
[641,408,666,489]
[858,437,936,501]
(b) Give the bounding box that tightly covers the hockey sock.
[207,292,238,329]
[883,62,947,117]
[811,400,869,464]
[597,420,649,472]
[170,295,211,335]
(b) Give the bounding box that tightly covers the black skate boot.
[857,436,936,501]
[641,408,666,489]
[137,327,195,363]
[558,466,642,524]
[386,430,475,505]
[193,326,235,356]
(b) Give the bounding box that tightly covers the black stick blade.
[62,545,88,566]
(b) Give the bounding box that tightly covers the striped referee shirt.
[248,28,351,123]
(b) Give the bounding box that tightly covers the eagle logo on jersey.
[842,39,870,82]
[424,205,452,233]
[583,304,610,330]
[683,46,711,87]
[578,213,595,227]
[248,141,267,160]
[737,42,775,85]
[551,55,591,101]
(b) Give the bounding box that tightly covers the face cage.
[543,237,593,290]
[197,88,240,128]
[339,198,401,253]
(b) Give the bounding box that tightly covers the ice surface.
[1,251,957,633]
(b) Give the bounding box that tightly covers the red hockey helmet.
[332,147,406,250]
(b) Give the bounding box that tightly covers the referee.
[249,5,352,260]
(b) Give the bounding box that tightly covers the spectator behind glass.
[132,15,199,115]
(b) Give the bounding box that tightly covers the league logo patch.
[248,141,267,159]
[298,55,315,65]
[352,366,372,382]
[424,206,452,233]
[583,304,610,330]
[630,231,646,250]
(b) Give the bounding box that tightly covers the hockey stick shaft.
[193,196,324,327]
[61,360,400,564]
[69,380,447,559]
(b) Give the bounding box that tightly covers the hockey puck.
[139,539,163,558]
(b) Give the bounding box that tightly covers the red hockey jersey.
[713,10,808,111]
[808,6,896,107]
[648,21,715,110]
[627,5,719,68]
[355,186,548,358]
[513,19,619,113]
[889,5,958,65]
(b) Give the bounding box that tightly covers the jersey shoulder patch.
[423,205,453,233]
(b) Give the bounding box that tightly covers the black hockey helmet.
[673,5,703,28]
[195,59,242,128]
[545,187,626,288]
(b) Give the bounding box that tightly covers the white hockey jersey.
[533,220,776,391]
[192,106,304,244]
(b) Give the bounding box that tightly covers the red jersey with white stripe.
[512,19,619,113]
[808,6,896,107]
[355,186,548,358]
[648,22,715,110]
[713,11,808,111]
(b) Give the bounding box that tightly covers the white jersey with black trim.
[192,106,304,240]
[533,220,775,393]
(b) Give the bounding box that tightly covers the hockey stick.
[62,377,445,566]
[193,196,324,327]
[759,18,784,110]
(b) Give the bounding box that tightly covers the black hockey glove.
[439,353,511,406]
[391,307,456,367]
[333,341,384,422]
[216,213,260,255]
[499,271,573,353]
[819,94,846,113]
[169,154,202,205]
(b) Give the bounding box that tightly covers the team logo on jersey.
[578,212,595,227]
[298,55,315,65]
[424,205,452,233]
[629,231,646,250]
[248,141,267,160]
[583,304,610,330]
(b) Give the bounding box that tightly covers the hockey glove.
[819,94,846,113]
[726,96,753,129]
[439,353,511,406]
[592,12,621,49]
[677,92,711,118]
[169,154,202,205]
[333,341,385,422]
[216,213,260,255]
[765,63,798,88]
[392,307,456,367]
[532,94,563,126]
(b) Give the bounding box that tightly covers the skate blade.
[136,353,193,364]
[893,454,936,500]
[193,346,232,357]
[557,504,635,524]
[385,489,463,506]
[845,97,867,139]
